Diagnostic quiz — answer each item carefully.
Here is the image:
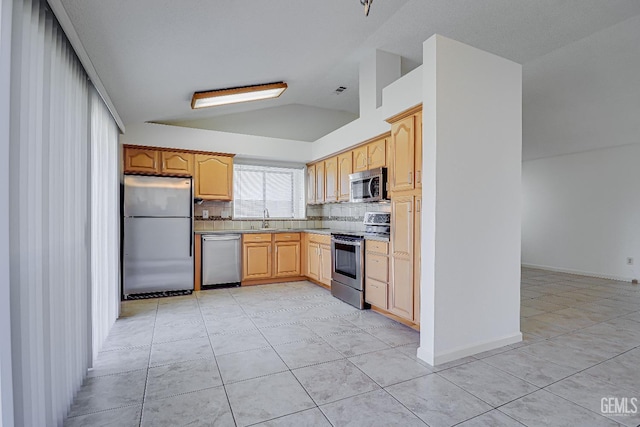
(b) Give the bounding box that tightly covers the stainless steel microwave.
[349,167,388,203]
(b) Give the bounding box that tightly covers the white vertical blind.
[8,0,97,424]
[0,0,15,424]
[90,84,120,360]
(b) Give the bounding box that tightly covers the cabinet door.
[324,157,338,203]
[365,278,388,309]
[352,146,368,173]
[306,164,317,204]
[307,242,320,281]
[414,112,423,189]
[368,138,387,169]
[242,242,272,280]
[315,161,325,204]
[274,241,301,277]
[161,151,194,175]
[337,152,352,201]
[319,244,332,286]
[390,116,415,192]
[390,195,414,320]
[413,195,421,324]
[124,148,159,174]
[195,154,233,200]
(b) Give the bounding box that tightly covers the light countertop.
[195,228,390,242]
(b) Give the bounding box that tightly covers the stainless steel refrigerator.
[123,175,194,298]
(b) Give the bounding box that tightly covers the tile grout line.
[197,289,240,427]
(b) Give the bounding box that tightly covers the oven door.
[331,237,363,289]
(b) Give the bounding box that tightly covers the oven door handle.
[333,239,362,247]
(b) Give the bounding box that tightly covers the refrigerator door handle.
[189,223,193,257]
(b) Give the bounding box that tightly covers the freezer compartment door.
[124,175,192,217]
[124,217,193,294]
[202,235,242,286]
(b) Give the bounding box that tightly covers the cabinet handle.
[417,170,421,184]
[408,203,412,213]
[408,171,413,184]
[417,199,421,213]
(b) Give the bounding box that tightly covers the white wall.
[522,144,640,281]
[312,65,422,160]
[121,122,313,163]
[521,14,640,281]
[0,0,13,424]
[419,35,522,365]
[523,15,640,160]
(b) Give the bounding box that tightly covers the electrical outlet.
[627,257,634,265]
[202,209,209,219]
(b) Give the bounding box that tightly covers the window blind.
[6,0,119,424]
[234,164,305,219]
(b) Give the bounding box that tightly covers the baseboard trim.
[417,332,523,366]
[522,263,633,283]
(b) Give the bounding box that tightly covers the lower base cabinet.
[305,233,332,287]
[365,240,389,309]
[242,233,301,282]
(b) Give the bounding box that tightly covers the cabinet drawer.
[274,233,300,242]
[365,278,388,309]
[308,233,331,245]
[366,240,388,254]
[366,253,388,282]
[243,233,272,243]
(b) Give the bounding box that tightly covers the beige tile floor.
[64,269,640,426]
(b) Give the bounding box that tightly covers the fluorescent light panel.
[191,82,287,109]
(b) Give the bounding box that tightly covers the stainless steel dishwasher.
[202,234,242,288]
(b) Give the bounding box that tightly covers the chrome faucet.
[262,208,269,229]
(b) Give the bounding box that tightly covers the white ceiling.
[59,0,640,141]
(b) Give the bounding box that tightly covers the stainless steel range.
[330,211,391,309]
[331,233,365,309]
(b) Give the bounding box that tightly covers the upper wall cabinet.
[324,156,338,203]
[161,151,194,175]
[124,148,160,174]
[194,154,233,200]
[337,151,352,201]
[315,161,325,204]
[306,163,317,204]
[353,137,387,173]
[387,105,422,193]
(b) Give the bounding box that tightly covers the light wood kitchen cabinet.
[305,233,332,287]
[414,111,423,189]
[315,161,325,203]
[324,156,338,203]
[388,106,422,193]
[242,242,272,280]
[413,195,421,324]
[306,242,320,281]
[367,138,387,169]
[319,244,332,286]
[352,145,369,173]
[194,154,233,200]
[124,147,160,173]
[389,115,415,192]
[274,241,301,277]
[353,138,387,173]
[161,151,194,175]
[390,195,415,320]
[307,164,317,204]
[365,240,389,309]
[243,233,302,283]
[337,152,352,201]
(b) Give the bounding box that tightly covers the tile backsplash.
[194,200,390,232]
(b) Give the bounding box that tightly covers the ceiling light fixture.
[191,82,288,109]
[360,0,372,16]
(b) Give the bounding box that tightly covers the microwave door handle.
[367,178,374,198]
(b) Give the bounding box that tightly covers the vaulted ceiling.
[59,0,640,141]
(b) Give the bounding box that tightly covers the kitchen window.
[233,164,305,219]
